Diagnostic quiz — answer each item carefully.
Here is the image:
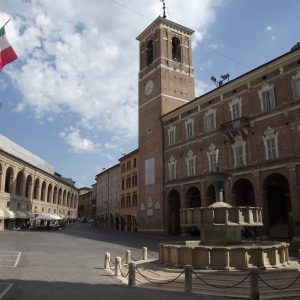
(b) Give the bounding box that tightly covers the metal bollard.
[115,256,121,277]
[104,252,110,270]
[126,250,131,264]
[142,247,148,261]
[250,268,260,300]
[185,265,193,292]
[128,262,136,286]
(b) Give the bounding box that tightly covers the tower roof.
[136,16,194,41]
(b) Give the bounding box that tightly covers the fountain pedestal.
[159,172,290,270]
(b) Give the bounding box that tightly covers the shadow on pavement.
[1,279,235,300]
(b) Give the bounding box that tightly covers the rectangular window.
[232,103,241,120]
[132,193,137,206]
[121,178,125,190]
[126,177,131,188]
[126,161,131,171]
[121,164,126,173]
[235,146,244,167]
[126,195,131,207]
[133,158,137,168]
[262,89,275,111]
[292,78,300,100]
[204,113,215,131]
[169,163,176,180]
[187,159,195,176]
[168,128,176,145]
[209,153,217,172]
[267,138,276,159]
[186,122,194,138]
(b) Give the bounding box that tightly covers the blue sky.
[0,0,299,188]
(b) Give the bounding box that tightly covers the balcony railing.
[220,117,250,133]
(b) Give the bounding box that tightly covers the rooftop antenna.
[160,0,167,18]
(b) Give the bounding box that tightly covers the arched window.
[146,40,154,65]
[5,167,13,193]
[47,184,52,203]
[58,188,62,205]
[33,179,40,199]
[172,37,181,62]
[53,186,58,204]
[63,190,66,206]
[16,171,25,196]
[25,175,33,198]
[0,163,2,192]
[67,192,70,207]
[41,181,46,201]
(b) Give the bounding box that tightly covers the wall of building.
[95,164,120,229]
[119,149,139,232]
[162,47,300,237]
[0,150,78,229]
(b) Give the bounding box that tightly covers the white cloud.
[1,0,223,148]
[59,127,100,153]
[266,25,273,31]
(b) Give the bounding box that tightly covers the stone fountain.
[159,167,290,270]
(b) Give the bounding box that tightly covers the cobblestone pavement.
[0,224,235,300]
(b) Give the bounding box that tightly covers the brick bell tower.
[136,16,195,233]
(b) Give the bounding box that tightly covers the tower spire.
[161,0,166,18]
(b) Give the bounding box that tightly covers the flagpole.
[0,19,11,30]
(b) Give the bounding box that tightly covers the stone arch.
[41,181,47,201]
[0,163,2,191]
[172,36,181,62]
[58,188,62,205]
[67,191,70,207]
[47,184,52,203]
[33,178,40,199]
[263,173,292,238]
[232,178,255,206]
[186,186,201,208]
[167,189,181,235]
[63,190,66,206]
[53,186,58,204]
[25,175,33,198]
[74,194,78,208]
[110,213,114,229]
[206,184,215,206]
[16,170,25,196]
[5,167,14,193]
[146,40,154,65]
[71,194,74,208]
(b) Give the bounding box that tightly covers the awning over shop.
[14,211,27,219]
[31,213,62,221]
[4,210,16,219]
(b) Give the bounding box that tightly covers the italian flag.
[0,26,17,69]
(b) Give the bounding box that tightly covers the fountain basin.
[159,241,290,270]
